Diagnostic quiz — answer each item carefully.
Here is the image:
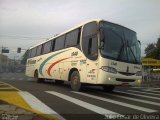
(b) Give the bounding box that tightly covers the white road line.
[27,78,32,81]
[19,91,65,120]
[11,77,15,80]
[142,89,160,94]
[46,91,122,118]
[131,86,148,89]
[127,90,160,96]
[114,90,160,100]
[148,88,160,90]
[72,92,157,113]
[18,78,23,80]
[101,92,160,106]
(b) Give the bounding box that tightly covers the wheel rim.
[72,76,79,86]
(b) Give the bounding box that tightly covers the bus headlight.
[137,80,141,83]
[101,66,117,74]
[136,71,142,76]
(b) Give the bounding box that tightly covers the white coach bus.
[26,19,142,91]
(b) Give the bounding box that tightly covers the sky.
[0,0,160,59]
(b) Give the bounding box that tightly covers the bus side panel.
[25,58,36,78]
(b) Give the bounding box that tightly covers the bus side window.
[36,45,42,56]
[30,47,37,58]
[27,50,31,58]
[51,39,56,51]
[65,28,80,48]
[42,41,52,54]
[54,35,65,51]
[82,22,98,60]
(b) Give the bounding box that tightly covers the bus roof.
[29,19,136,50]
[29,19,102,49]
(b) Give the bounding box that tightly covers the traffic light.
[17,48,21,53]
[2,49,9,53]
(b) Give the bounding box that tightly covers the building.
[0,54,8,73]
[142,58,160,81]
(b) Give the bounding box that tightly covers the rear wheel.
[70,71,82,91]
[103,85,115,92]
[34,71,44,83]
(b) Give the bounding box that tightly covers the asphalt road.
[0,73,160,120]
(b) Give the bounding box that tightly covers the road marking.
[27,78,33,81]
[0,81,20,91]
[127,90,160,96]
[46,91,122,118]
[0,87,15,89]
[101,92,160,106]
[148,88,160,90]
[114,90,160,100]
[142,89,160,93]
[72,92,157,113]
[11,77,15,80]
[19,91,65,120]
[131,86,148,89]
[18,78,23,80]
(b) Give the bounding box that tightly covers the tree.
[156,38,160,59]
[145,43,156,58]
[145,37,160,59]
[21,50,29,64]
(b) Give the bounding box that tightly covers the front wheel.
[70,71,82,91]
[103,85,115,92]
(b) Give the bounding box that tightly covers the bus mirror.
[138,40,141,45]
[99,41,104,49]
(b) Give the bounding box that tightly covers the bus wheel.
[55,80,64,85]
[103,85,115,92]
[34,71,44,83]
[70,71,82,91]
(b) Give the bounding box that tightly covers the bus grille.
[116,79,135,82]
[118,72,135,76]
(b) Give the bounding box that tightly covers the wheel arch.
[68,68,79,81]
[34,69,38,78]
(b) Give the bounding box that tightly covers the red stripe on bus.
[47,57,70,76]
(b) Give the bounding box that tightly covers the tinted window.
[82,22,98,60]
[42,41,52,54]
[27,50,31,58]
[36,45,42,56]
[30,47,37,58]
[54,35,65,50]
[83,22,97,37]
[65,29,80,47]
[51,39,56,51]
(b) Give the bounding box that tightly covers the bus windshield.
[100,21,141,64]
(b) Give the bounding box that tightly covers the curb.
[0,81,58,120]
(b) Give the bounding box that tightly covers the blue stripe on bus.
[39,50,69,76]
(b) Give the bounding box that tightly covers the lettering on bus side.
[71,51,78,56]
[134,66,141,70]
[28,60,36,64]
[37,58,42,62]
[111,62,117,66]
[80,60,86,65]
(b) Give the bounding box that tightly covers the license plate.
[121,83,129,86]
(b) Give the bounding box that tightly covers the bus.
[26,19,142,91]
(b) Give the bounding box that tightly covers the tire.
[70,71,82,91]
[103,85,115,92]
[55,80,64,85]
[34,71,44,83]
